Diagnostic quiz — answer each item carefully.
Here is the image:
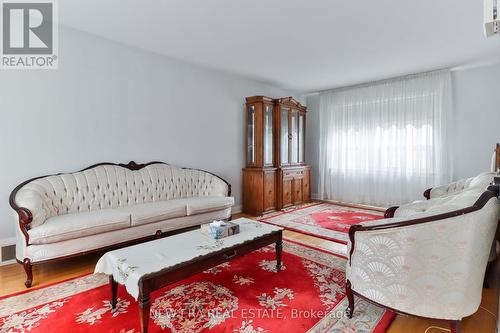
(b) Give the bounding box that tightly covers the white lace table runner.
[94,218,282,299]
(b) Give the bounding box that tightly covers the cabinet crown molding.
[245,96,306,111]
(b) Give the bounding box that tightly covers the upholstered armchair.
[346,185,500,333]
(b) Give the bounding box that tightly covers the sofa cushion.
[120,200,187,226]
[180,196,234,215]
[28,209,131,245]
[23,208,232,263]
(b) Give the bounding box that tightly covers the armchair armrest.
[384,206,399,218]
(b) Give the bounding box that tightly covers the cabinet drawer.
[283,169,304,179]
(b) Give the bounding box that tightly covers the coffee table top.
[94,218,282,299]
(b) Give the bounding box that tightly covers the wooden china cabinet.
[242,96,311,216]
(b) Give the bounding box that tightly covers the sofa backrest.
[395,186,485,218]
[429,171,496,199]
[13,163,229,227]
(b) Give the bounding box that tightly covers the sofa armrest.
[423,188,431,199]
[428,183,456,199]
[384,206,399,218]
[427,173,496,200]
[9,182,36,246]
[12,207,32,246]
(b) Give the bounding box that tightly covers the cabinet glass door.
[299,113,305,163]
[247,105,255,165]
[280,108,289,164]
[264,104,273,165]
[291,110,299,164]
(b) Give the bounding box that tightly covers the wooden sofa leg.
[450,320,461,333]
[346,280,354,318]
[23,258,33,288]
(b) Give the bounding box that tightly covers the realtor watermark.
[154,308,348,321]
[1,0,58,69]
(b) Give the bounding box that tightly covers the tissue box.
[201,221,240,239]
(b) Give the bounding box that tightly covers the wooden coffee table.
[94,218,283,333]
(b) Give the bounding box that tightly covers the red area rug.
[259,203,383,245]
[0,240,393,333]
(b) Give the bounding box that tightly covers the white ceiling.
[60,0,500,92]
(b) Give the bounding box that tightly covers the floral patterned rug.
[0,240,393,333]
[259,203,384,245]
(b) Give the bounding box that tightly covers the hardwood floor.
[0,213,498,333]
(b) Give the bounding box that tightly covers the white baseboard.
[0,259,16,266]
[0,237,16,265]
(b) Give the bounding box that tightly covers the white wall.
[451,62,500,179]
[305,93,320,197]
[0,28,293,240]
[305,62,500,197]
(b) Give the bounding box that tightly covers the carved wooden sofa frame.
[9,161,232,288]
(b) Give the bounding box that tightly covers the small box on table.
[201,220,240,239]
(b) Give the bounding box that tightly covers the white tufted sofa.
[346,174,500,332]
[10,162,234,287]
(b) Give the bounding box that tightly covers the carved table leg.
[346,280,354,318]
[276,237,283,272]
[110,276,118,309]
[138,292,150,333]
[23,258,33,288]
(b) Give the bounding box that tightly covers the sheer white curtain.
[318,70,452,207]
